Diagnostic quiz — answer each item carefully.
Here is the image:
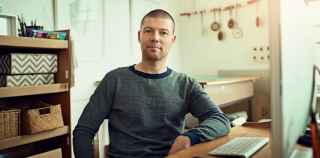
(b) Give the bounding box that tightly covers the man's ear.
[138,31,141,42]
[172,35,176,43]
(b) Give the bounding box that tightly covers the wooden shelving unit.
[0,33,71,158]
[0,126,69,150]
[0,35,68,49]
[0,83,69,98]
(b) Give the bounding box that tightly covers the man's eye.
[160,31,169,36]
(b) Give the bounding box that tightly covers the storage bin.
[23,103,64,134]
[0,109,20,140]
[0,53,58,74]
[0,74,54,87]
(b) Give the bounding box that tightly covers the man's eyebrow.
[159,28,170,32]
[143,27,153,30]
[143,27,170,32]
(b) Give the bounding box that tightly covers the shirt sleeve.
[182,79,231,145]
[73,73,115,158]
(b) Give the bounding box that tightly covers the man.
[73,9,230,158]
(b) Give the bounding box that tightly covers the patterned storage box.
[0,74,54,87]
[0,53,58,74]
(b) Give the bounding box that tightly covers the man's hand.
[168,135,191,155]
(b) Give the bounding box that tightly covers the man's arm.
[73,74,115,158]
[182,80,231,145]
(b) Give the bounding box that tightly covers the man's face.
[138,17,176,62]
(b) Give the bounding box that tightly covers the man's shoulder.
[102,66,131,80]
[108,66,129,75]
[170,70,197,84]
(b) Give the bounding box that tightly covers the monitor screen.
[310,65,320,121]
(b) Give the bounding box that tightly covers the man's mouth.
[148,46,160,49]
[147,47,161,52]
[147,45,161,49]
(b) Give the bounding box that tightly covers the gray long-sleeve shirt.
[73,65,230,158]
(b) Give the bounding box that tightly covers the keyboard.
[208,137,269,158]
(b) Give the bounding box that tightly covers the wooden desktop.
[167,125,271,158]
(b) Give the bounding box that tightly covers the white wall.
[0,0,54,30]
[170,0,270,76]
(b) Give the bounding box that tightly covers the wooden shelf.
[0,36,68,49]
[0,30,71,157]
[0,126,69,150]
[0,83,69,98]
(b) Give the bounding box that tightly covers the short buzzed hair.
[140,9,175,34]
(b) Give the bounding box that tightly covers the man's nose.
[150,31,160,42]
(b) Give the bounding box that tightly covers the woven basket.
[23,104,64,134]
[0,109,20,140]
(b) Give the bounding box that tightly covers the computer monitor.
[269,1,319,157]
[310,66,320,122]
[271,60,319,158]
[310,66,320,158]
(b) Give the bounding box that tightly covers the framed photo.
[0,14,17,36]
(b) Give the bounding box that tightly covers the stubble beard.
[142,49,168,63]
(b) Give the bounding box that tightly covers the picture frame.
[0,14,17,36]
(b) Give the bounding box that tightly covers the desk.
[167,126,270,158]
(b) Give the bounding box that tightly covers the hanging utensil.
[200,10,206,36]
[232,28,243,39]
[232,2,243,39]
[218,31,224,41]
[227,6,235,29]
[211,9,220,32]
[255,0,261,27]
[217,9,224,41]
